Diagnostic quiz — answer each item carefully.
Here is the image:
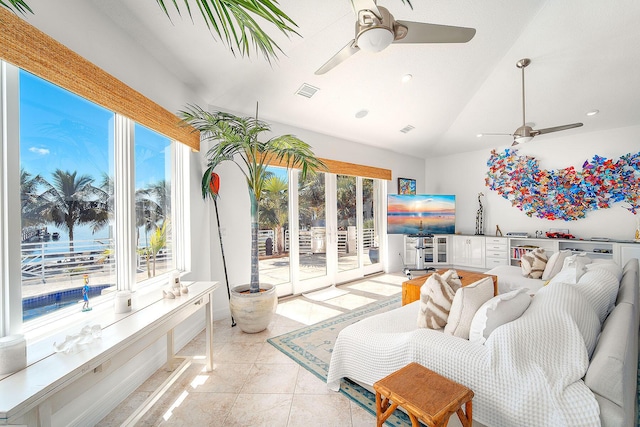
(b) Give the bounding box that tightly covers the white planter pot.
[229,283,278,333]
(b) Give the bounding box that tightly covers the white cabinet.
[558,240,615,261]
[404,235,449,268]
[507,237,617,266]
[617,244,640,266]
[452,235,485,269]
[508,238,558,266]
[484,236,509,268]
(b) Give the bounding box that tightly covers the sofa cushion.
[468,289,532,345]
[584,302,635,410]
[622,258,639,277]
[520,247,548,279]
[617,259,639,304]
[587,259,623,282]
[417,270,462,329]
[444,277,494,339]
[574,269,620,324]
[535,282,601,357]
[542,250,571,280]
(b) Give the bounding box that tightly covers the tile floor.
[97,273,409,426]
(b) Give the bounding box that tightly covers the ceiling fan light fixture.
[514,135,534,144]
[357,27,394,52]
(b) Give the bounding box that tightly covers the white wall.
[22,1,201,114]
[425,125,640,241]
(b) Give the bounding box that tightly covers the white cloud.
[29,147,50,155]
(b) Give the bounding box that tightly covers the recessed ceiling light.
[586,109,599,116]
[401,74,413,83]
[355,109,369,119]
[476,133,484,138]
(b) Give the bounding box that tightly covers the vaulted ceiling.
[21,0,640,158]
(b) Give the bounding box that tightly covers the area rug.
[267,294,413,426]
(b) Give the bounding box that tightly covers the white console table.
[0,281,218,426]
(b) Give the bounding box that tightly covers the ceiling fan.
[314,0,476,75]
[481,58,583,146]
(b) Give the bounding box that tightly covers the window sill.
[22,271,185,367]
[0,281,218,423]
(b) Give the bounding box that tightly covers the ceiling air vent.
[400,125,415,134]
[295,83,319,98]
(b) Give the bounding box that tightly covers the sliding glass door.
[260,169,385,297]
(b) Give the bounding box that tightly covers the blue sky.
[19,70,170,242]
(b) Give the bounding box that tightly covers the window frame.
[0,61,190,337]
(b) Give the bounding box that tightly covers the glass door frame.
[288,172,385,295]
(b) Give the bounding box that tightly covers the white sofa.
[326,259,639,427]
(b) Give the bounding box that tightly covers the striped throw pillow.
[521,247,548,279]
[417,270,462,329]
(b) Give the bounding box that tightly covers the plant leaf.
[155,0,299,62]
[0,0,33,14]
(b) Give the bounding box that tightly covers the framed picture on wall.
[398,178,416,195]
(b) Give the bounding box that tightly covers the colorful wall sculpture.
[485,149,640,221]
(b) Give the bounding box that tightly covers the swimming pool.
[23,285,111,321]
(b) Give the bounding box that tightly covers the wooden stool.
[373,362,474,427]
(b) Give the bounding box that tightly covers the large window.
[134,124,174,283]
[19,69,116,322]
[2,64,184,330]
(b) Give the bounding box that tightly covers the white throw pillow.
[520,247,548,279]
[550,254,592,284]
[586,259,623,282]
[468,289,532,345]
[417,271,462,329]
[444,277,494,339]
[542,250,571,280]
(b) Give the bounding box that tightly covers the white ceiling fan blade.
[535,123,584,135]
[315,40,360,75]
[351,0,381,16]
[394,21,476,43]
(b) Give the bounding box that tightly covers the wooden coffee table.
[374,362,474,427]
[402,269,498,305]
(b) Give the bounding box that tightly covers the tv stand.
[403,235,449,270]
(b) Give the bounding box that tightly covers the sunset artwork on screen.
[387,194,456,235]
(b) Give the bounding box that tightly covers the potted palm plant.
[179,105,325,333]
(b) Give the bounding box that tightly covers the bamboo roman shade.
[270,157,391,180]
[0,8,200,151]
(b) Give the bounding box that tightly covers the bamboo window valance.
[0,8,200,151]
[270,157,391,180]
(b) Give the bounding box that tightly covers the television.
[387,194,456,235]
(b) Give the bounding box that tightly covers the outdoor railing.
[275,227,376,256]
[21,238,172,285]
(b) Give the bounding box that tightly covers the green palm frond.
[155,0,299,62]
[180,104,326,201]
[0,0,32,14]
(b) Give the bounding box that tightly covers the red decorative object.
[209,172,220,196]
[545,231,575,239]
